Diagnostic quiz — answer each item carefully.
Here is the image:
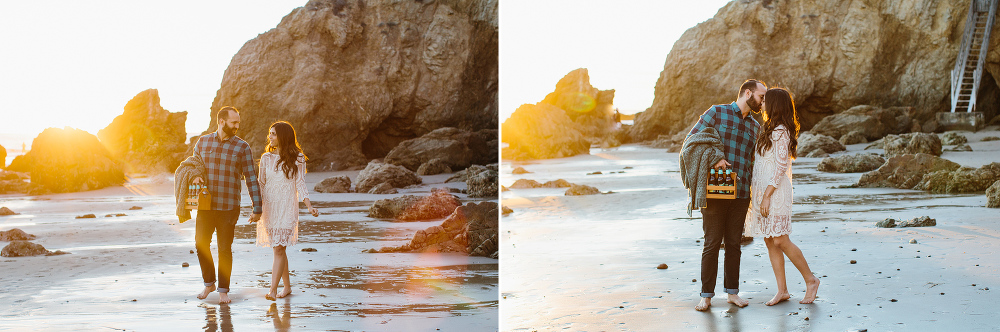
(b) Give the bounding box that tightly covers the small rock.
[182,262,189,267]
[899,216,936,227]
[691,279,697,282]
[0,228,36,241]
[945,143,972,152]
[587,171,602,175]
[656,263,668,269]
[75,214,97,219]
[982,136,1000,141]
[301,248,318,252]
[890,299,898,302]
[511,167,531,174]
[876,218,897,228]
[502,205,513,216]
[116,213,126,217]
[129,206,142,210]
[624,167,633,169]
[851,248,857,251]
[0,207,18,216]
[189,250,194,254]
[565,184,600,196]
[909,239,917,244]
[104,214,114,218]
[367,182,399,195]
[850,260,857,264]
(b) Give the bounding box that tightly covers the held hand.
[192,177,204,185]
[309,207,319,217]
[248,213,261,224]
[713,159,731,170]
[760,195,771,218]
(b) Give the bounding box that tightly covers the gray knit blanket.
[679,127,725,217]
[174,154,206,223]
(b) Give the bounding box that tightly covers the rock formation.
[370,201,498,258]
[1,240,68,257]
[940,131,969,145]
[987,180,1000,208]
[565,183,600,196]
[314,176,352,193]
[883,133,942,157]
[810,105,913,140]
[857,153,960,189]
[354,161,422,193]
[11,127,124,193]
[97,89,188,173]
[797,133,845,157]
[416,158,452,175]
[205,0,498,171]
[914,162,1000,194]
[839,131,868,145]
[0,228,34,241]
[0,143,5,168]
[817,154,885,173]
[367,188,460,221]
[630,0,1000,141]
[462,164,498,198]
[384,127,496,172]
[0,171,28,195]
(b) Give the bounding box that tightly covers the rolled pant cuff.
[204,282,215,287]
[218,287,229,294]
[700,292,714,298]
[725,288,739,295]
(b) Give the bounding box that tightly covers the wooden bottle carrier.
[185,184,212,211]
[706,169,738,199]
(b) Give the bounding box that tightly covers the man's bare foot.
[219,292,231,304]
[800,276,821,304]
[765,291,791,306]
[695,297,711,311]
[727,294,749,307]
[197,285,216,300]
[277,287,292,298]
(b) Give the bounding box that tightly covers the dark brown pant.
[700,198,750,297]
[195,209,239,293]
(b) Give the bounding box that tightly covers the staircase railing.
[951,0,998,113]
[970,0,998,113]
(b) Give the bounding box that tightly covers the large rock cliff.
[206,0,498,170]
[98,89,188,173]
[631,0,1000,141]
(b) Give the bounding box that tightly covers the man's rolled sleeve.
[242,148,263,214]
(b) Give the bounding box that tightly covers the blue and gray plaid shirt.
[687,102,759,199]
[193,132,263,214]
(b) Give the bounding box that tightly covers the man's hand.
[248,213,261,224]
[192,177,204,185]
[308,207,319,217]
[713,159,731,170]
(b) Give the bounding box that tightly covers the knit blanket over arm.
[174,154,206,223]
[679,127,725,217]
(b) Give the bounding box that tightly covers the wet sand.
[0,171,497,331]
[500,128,1000,331]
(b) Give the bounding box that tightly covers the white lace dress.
[257,152,309,247]
[745,125,793,238]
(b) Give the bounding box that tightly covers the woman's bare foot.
[197,285,216,300]
[695,297,711,311]
[219,293,231,304]
[277,287,292,298]
[765,291,791,306]
[265,291,277,301]
[727,294,749,307]
[800,276,820,304]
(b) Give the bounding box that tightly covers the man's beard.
[747,97,762,113]
[223,123,238,137]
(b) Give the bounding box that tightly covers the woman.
[257,121,319,300]
[744,88,820,305]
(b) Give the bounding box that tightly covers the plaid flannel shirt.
[687,102,759,199]
[193,132,263,214]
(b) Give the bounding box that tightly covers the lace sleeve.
[258,154,267,187]
[768,128,790,188]
[295,154,309,202]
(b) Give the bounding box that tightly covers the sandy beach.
[500,128,1000,331]
[0,171,497,331]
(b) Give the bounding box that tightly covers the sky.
[0,0,307,143]
[500,0,731,120]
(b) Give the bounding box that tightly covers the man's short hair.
[217,106,239,121]
[738,79,767,99]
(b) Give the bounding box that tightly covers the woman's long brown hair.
[755,88,800,159]
[267,121,308,179]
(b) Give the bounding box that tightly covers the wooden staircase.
[951,0,998,113]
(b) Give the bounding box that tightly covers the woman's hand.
[308,207,319,217]
[760,194,771,218]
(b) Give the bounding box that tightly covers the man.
[191,106,262,304]
[688,79,765,311]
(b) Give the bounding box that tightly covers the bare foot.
[695,297,711,311]
[265,291,276,301]
[197,285,216,300]
[219,292,231,304]
[800,276,821,304]
[277,287,292,298]
[727,294,749,307]
[765,292,791,306]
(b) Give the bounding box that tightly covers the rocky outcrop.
[857,153,960,189]
[464,164,498,198]
[797,133,845,157]
[501,103,589,160]
[914,162,1000,194]
[508,178,574,189]
[314,176,352,193]
[945,144,972,152]
[0,228,35,241]
[940,131,968,145]
[565,184,600,196]
[1,241,68,257]
[370,201,498,258]
[539,69,619,141]
[817,154,885,173]
[0,207,17,216]
[883,133,942,157]
[367,182,398,194]
[629,0,1000,142]
[810,105,913,140]
[354,161,422,193]
[13,127,124,193]
[511,167,531,174]
[384,127,497,172]
[839,131,868,145]
[877,216,936,228]
[367,188,460,221]
[0,171,29,195]
[416,158,452,175]
[205,0,498,171]
[97,89,188,173]
[987,181,1000,208]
